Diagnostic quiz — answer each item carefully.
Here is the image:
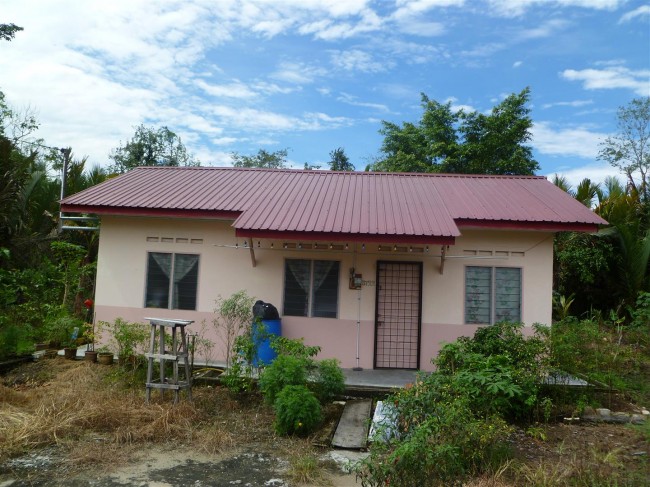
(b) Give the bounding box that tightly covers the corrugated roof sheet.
[61,167,607,241]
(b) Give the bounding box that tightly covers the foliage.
[370,88,538,176]
[43,313,83,348]
[598,97,650,203]
[549,315,649,402]
[327,147,354,171]
[100,318,148,360]
[311,358,345,404]
[220,316,260,396]
[231,148,288,169]
[259,354,309,405]
[435,322,549,420]
[0,23,23,42]
[356,395,511,487]
[270,335,320,360]
[273,385,322,436]
[108,124,199,174]
[212,290,256,368]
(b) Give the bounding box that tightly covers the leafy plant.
[311,358,345,404]
[259,354,308,405]
[100,318,148,362]
[273,385,322,436]
[212,290,256,368]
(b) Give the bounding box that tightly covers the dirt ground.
[0,360,648,486]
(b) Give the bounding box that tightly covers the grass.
[0,360,258,466]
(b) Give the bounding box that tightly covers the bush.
[274,385,322,437]
[435,322,549,420]
[259,355,308,405]
[356,395,511,486]
[311,358,345,404]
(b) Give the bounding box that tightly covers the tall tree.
[598,97,650,203]
[0,23,23,42]
[370,88,538,175]
[231,148,288,169]
[327,147,355,171]
[108,124,198,174]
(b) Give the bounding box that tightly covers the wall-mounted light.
[329,243,333,249]
[378,245,382,251]
[345,243,349,250]
[393,245,397,251]
[361,243,365,251]
[235,242,239,249]
[271,242,274,248]
[425,246,429,252]
[409,246,413,252]
[283,243,288,249]
[298,243,302,249]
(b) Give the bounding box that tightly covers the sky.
[1,0,649,187]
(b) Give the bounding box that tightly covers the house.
[60,167,606,371]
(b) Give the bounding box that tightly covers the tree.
[370,88,539,175]
[599,97,650,202]
[108,124,198,174]
[327,147,354,171]
[231,148,288,169]
[0,23,23,42]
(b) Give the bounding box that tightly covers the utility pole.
[58,147,71,234]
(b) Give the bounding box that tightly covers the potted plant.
[44,314,82,360]
[110,318,148,368]
[82,322,98,363]
[96,346,114,365]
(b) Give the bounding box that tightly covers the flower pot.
[44,349,58,359]
[97,352,114,365]
[64,347,78,360]
[84,350,98,363]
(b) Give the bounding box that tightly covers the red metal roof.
[61,167,607,243]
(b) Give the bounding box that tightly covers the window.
[465,266,521,324]
[145,252,199,310]
[283,259,340,318]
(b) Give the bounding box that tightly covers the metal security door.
[374,261,422,369]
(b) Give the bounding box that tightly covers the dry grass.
[0,360,256,466]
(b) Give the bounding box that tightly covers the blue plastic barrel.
[253,319,281,366]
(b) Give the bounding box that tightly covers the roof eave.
[456,219,603,233]
[60,204,240,220]
[234,229,456,245]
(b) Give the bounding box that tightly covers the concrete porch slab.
[343,368,420,392]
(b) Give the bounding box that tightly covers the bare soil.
[1,360,648,486]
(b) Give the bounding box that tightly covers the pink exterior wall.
[94,216,554,371]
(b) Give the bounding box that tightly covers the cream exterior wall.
[95,216,554,371]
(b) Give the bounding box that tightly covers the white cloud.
[618,5,650,24]
[195,80,257,99]
[337,93,390,112]
[487,0,622,17]
[270,62,327,84]
[444,97,475,113]
[513,61,523,68]
[546,163,622,189]
[532,121,608,159]
[518,19,570,40]
[562,66,650,96]
[542,99,594,109]
[330,49,389,73]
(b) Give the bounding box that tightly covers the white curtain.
[172,254,198,309]
[287,259,311,293]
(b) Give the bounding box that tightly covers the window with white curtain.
[145,252,199,310]
[465,266,521,324]
[283,259,340,318]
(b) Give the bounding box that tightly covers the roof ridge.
[132,166,545,179]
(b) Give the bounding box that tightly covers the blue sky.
[1,0,648,187]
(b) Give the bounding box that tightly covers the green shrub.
[259,355,308,405]
[274,385,322,436]
[311,358,345,404]
[356,395,511,487]
[435,322,549,420]
[271,335,320,360]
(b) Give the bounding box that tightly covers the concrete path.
[331,399,373,449]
